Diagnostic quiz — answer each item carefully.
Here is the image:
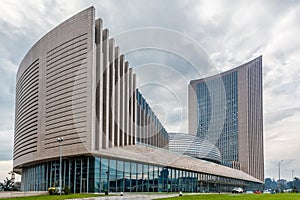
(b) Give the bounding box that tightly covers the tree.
[293,177,300,192]
[0,177,15,191]
[264,178,277,190]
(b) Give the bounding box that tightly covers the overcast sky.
[0,0,300,182]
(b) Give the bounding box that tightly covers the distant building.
[14,7,263,193]
[189,57,264,181]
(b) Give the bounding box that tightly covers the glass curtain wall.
[20,156,263,193]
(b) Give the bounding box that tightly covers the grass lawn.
[156,193,300,200]
[0,193,105,200]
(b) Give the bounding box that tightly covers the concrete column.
[137,104,140,143]
[139,105,142,144]
[108,38,115,148]
[132,74,136,145]
[119,55,125,146]
[141,108,144,144]
[124,61,129,145]
[102,29,109,149]
[150,114,154,146]
[143,103,146,144]
[146,114,149,145]
[128,68,133,145]
[114,47,120,147]
[95,18,103,150]
[158,123,161,147]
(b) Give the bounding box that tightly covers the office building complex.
[14,7,263,193]
[189,56,264,181]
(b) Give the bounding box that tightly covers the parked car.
[263,189,276,194]
[246,190,253,194]
[284,189,293,193]
[270,190,276,194]
[232,187,243,193]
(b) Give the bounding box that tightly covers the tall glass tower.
[188,56,264,181]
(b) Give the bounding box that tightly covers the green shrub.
[63,186,70,195]
[48,187,58,195]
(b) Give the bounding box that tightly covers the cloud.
[0,160,21,182]
[261,5,300,181]
[0,131,13,160]
[184,0,300,180]
[265,106,300,125]
[0,59,16,161]
[0,0,299,181]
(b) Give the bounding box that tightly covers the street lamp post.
[278,160,284,192]
[292,169,295,189]
[57,137,64,195]
[279,160,283,180]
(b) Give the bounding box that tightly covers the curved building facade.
[15,7,95,168]
[189,56,264,181]
[168,133,221,164]
[14,7,263,193]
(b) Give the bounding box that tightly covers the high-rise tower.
[189,56,264,181]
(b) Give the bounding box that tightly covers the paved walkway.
[70,193,197,200]
[96,194,179,200]
[0,191,48,198]
[0,192,195,199]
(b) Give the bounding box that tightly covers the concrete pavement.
[0,191,48,198]
[70,193,183,200]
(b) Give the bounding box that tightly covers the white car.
[232,187,243,193]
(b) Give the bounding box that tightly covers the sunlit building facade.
[14,7,263,193]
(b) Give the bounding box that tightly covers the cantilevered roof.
[94,144,262,184]
[168,133,222,164]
